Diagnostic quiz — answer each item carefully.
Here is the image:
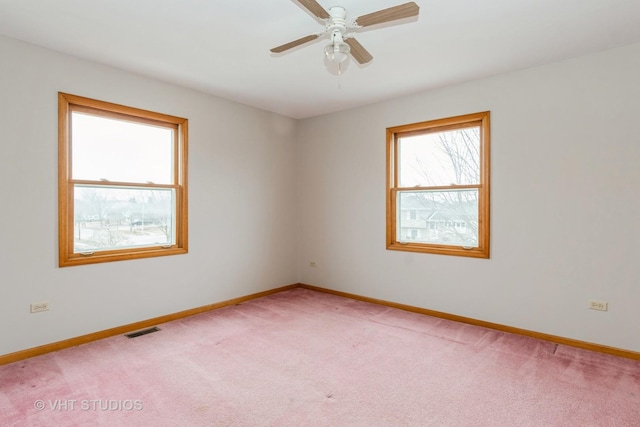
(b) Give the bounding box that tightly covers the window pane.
[73,185,175,252]
[71,112,174,184]
[397,190,478,246]
[398,126,480,187]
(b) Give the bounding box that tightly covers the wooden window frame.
[58,92,188,267]
[386,111,490,258]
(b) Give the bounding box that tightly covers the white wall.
[0,36,299,356]
[297,42,640,352]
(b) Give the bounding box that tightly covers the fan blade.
[345,38,373,64]
[355,2,419,27]
[270,34,320,53]
[297,0,330,19]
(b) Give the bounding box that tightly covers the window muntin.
[386,112,490,258]
[59,93,188,267]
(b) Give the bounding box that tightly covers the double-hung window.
[386,111,490,258]
[58,93,188,267]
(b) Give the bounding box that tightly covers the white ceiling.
[1,0,640,119]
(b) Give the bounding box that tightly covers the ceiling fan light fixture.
[325,42,350,63]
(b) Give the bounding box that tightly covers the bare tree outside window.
[399,127,480,246]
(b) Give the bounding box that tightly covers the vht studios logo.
[34,399,143,411]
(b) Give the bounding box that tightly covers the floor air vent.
[125,327,160,339]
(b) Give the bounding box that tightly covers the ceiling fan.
[270,0,420,66]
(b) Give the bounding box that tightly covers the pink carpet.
[1,288,639,426]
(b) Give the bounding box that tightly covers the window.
[58,93,188,267]
[386,111,490,258]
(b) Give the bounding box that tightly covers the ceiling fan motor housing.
[326,6,350,35]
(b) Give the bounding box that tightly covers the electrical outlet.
[309,261,316,267]
[30,302,49,313]
[588,300,608,311]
